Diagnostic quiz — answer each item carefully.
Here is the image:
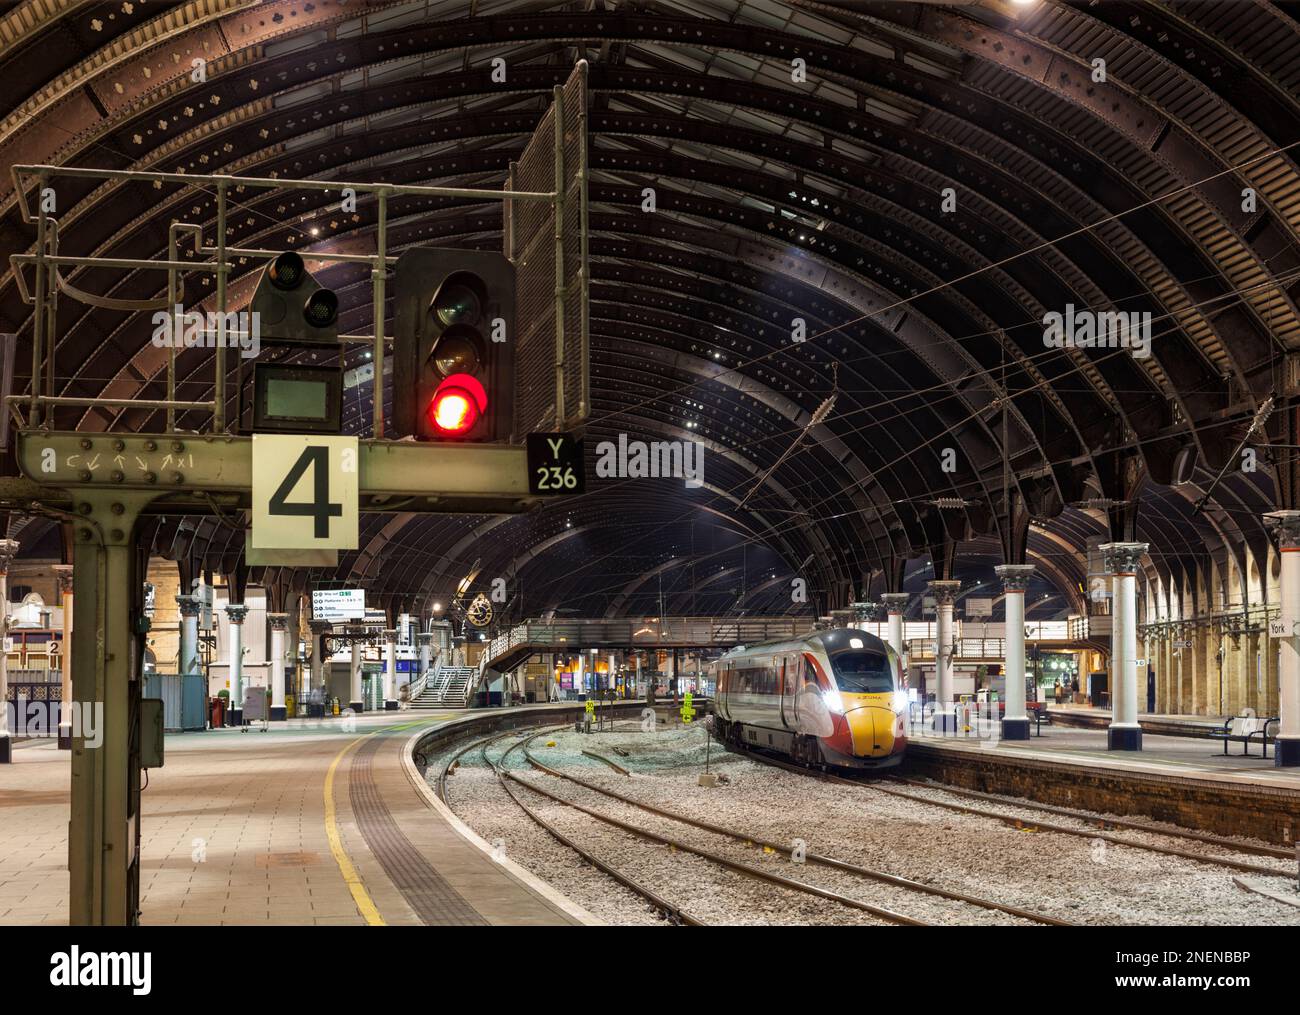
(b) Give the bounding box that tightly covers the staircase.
[409,664,477,709]
[436,666,476,707]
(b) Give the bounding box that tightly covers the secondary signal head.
[304,288,339,327]
[268,251,306,290]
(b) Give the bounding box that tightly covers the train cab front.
[815,633,907,769]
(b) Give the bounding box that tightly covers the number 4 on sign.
[252,435,359,550]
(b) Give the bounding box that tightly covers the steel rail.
[739,745,1293,879]
[436,726,702,926]
[502,734,927,926]
[521,742,1071,926]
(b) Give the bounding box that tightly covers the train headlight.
[892,691,908,714]
[822,690,844,715]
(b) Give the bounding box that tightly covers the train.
[709,628,907,770]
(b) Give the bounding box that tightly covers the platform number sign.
[252,435,358,550]
[526,433,584,496]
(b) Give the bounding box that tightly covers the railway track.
[496,733,925,926]
[513,732,1071,926]
[738,744,1295,879]
[437,726,703,926]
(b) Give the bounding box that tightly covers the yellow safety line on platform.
[324,716,440,927]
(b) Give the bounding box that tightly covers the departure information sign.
[312,588,366,622]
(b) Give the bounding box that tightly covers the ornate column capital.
[176,594,202,618]
[53,564,74,595]
[880,592,909,612]
[849,601,880,623]
[383,628,398,643]
[267,612,290,632]
[1099,542,1148,574]
[0,538,19,574]
[225,604,248,625]
[416,632,434,645]
[1265,510,1300,550]
[927,580,962,607]
[994,564,1035,593]
[309,618,332,635]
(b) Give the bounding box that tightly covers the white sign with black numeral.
[251,435,359,550]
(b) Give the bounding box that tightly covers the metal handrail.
[8,152,563,437]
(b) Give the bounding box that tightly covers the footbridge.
[479,616,816,677]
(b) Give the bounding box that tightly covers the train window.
[830,651,894,693]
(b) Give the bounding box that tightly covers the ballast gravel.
[427,722,1300,926]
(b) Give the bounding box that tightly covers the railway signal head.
[250,251,339,345]
[393,247,515,441]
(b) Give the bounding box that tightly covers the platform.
[0,704,608,926]
[905,719,1300,845]
[1046,704,1228,738]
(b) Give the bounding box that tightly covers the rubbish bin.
[209,696,225,729]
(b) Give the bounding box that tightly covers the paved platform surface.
[0,705,593,926]
[909,715,1300,791]
[1048,704,1224,729]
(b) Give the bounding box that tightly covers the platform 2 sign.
[252,434,359,550]
[527,433,585,496]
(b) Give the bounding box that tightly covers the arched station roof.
[1,0,1298,622]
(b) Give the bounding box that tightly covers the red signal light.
[428,373,488,436]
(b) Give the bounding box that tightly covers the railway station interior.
[2,0,1300,986]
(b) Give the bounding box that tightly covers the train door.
[785,654,806,730]
[779,654,795,726]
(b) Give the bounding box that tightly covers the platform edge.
[399,724,605,927]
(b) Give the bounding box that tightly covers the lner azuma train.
[710,628,907,769]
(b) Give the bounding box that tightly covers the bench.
[1209,714,1279,758]
[1026,703,1051,737]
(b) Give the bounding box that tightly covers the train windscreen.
[829,651,894,693]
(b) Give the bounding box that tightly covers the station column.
[995,564,1034,740]
[349,638,364,713]
[309,619,330,705]
[0,539,17,763]
[1265,511,1300,766]
[417,631,433,678]
[878,590,909,686]
[176,594,201,676]
[928,580,962,732]
[268,613,288,721]
[1101,542,1147,751]
[226,603,248,726]
[384,629,399,710]
[880,593,908,658]
[54,564,74,750]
